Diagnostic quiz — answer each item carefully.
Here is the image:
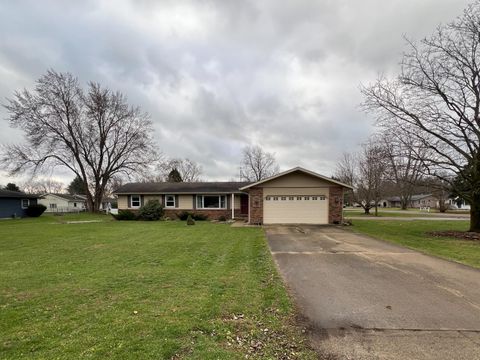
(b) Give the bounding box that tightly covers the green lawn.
[0,214,315,359]
[351,219,480,268]
[343,209,433,218]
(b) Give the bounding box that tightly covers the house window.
[289,196,294,200]
[304,196,310,200]
[49,203,57,209]
[165,195,176,208]
[21,199,29,209]
[297,196,302,200]
[312,196,318,200]
[130,195,141,208]
[266,196,271,201]
[319,195,326,200]
[196,195,226,209]
[273,197,279,201]
[73,202,77,207]
[281,196,287,201]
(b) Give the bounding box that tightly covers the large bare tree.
[336,142,387,215]
[362,1,480,231]
[2,70,159,212]
[160,158,202,182]
[22,178,65,194]
[380,131,426,210]
[240,145,280,182]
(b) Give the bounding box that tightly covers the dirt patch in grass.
[427,231,480,241]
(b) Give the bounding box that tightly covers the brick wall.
[328,186,344,224]
[248,187,263,224]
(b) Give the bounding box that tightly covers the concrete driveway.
[265,226,480,360]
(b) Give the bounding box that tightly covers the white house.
[38,193,87,213]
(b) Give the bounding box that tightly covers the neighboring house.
[38,193,86,213]
[114,167,352,225]
[384,194,438,208]
[0,189,38,218]
[447,197,471,210]
[100,197,116,213]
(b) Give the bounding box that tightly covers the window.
[273,197,279,201]
[289,196,294,201]
[196,195,226,209]
[266,196,271,201]
[312,196,318,200]
[165,195,176,208]
[130,195,141,208]
[49,203,57,209]
[319,195,326,200]
[297,196,302,200]
[304,196,310,200]
[281,196,287,201]
[21,199,29,209]
[73,202,77,207]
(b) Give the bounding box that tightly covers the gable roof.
[239,167,353,190]
[386,194,434,202]
[41,193,87,202]
[0,189,39,199]
[114,182,251,195]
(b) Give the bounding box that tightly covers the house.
[384,194,438,208]
[0,189,39,218]
[114,167,352,225]
[38,193,86,213]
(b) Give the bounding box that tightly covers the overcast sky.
[0,0,472,185]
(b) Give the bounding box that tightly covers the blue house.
[0,189,39,218]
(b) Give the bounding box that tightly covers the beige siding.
[234,195,241,209]
[263,188,329,224]
[178,195,194,209]
[144,195,162,204]
[118,195,129,209]
[259,172,331,188]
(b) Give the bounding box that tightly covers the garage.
[240,167,352,225]
[263,190,329,224]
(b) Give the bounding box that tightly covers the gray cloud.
[0,0,472,184]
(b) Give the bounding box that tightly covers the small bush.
[186,214,195,225]
[25,204,47,217]
[112,210,137,221]
[178,211,208,221]
[138,200,164,221]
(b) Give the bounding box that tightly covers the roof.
[114,182,251,195]
[0,189,39,199]
[386,194,434,202]
[239,167,354,190]
[41,193,87,202]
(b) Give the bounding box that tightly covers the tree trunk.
[438,199,447,213]
[470,195,480,233]
[364,207,370,215]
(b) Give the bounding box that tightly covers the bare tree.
[362,2,480,231]
[336,142,387,215]
[159,158,202,182]
[2,70,160,212]
[240,145,280,182]
[380,131,426,210]
[22,178,65,194]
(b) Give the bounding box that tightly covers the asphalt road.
[265,226,480,360]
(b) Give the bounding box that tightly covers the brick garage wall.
[248,187,263,224]
[164,209,231,220]
[328,186,344,224]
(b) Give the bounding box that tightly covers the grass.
[0,214,316,359]
[343,209,433,218]
[350,219,480,269]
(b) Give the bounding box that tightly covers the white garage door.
[263,188,329,224]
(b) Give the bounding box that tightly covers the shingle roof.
[41,193,87,201]
[386,194,433,202]
[114,182,251,194]
[0,189,39,199]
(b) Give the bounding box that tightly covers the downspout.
[231,193,234,220]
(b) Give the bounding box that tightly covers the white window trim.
[130,195,141,208]
[21,199,30,209]
[165,195,176,208]
[196,195,226,210]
